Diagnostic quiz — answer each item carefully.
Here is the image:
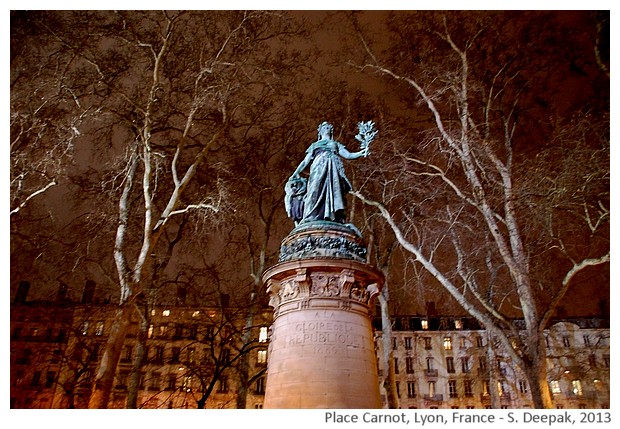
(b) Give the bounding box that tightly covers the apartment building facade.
[11,294,609,409]
[375,316,610,409]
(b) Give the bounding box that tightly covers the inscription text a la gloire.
[285,313,364,347]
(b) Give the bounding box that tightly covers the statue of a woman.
[286,122,370,225]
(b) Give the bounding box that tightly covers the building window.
[428,381,436,397]
[188,324,198,339]
[448,380,458,398]
[446,357,455,373]
[11,327,21,340]
[192,311,200,318]
[459,337,466,348]
[496,357,506,375]
[13,370,24,386]
[393,338,398,350]
[583,335,591,347]
[443,337,452,351]
[257,349,267,365]
[550,380,561,394]
[147,324,154,339]
[162,309,170,317]
[81,322,89,336]
[404,337,412,350]
[90,343,100,361]
[407,381,416,398]
[603,354,610,367]
[562,335,570,347]
[426,357,434,370]
[482,380,490,396]
[498,381,506,396]
[166,374,176,391]
[30,371,42,387]
[461,357,470,373]
[454,319,463,329]
[159,324,168,338]
[476,336,484,347]
[170,347,180,363]
[116,371,129,389]
[424,337,432,350]
[188,348,195,363]
[464,380,473,397]
[255,377,265,394]
[222,348,231,364]
[122,345,133,362]
[406,357,415,374]
[153,346,164,364]
[45,371,56,388]
[571,380,583,396]
[216,376,228,393]
[519,380,528,394]
[394,358,399,374]
[589,354,597,368]
[149,372,161,391]
[396,381,401,398]
[421,319,429,330]
[95,321,104,336]
[545,336,550,348]
[51,349,61,364]
[259,326,269,343]
[205,325,215,340]
[479,356,487,371]
[16,349,32,365]
[174,324,184,339]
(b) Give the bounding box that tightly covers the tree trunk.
[88,304,132,408]
[487,334,500,409]
[378,286,399,409]
[524,335,554,409]
[126,309,148,408]
[235,313,254,409]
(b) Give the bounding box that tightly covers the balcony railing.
[423,394,443,401]
[480,392,512,401]
[424,369,438,377]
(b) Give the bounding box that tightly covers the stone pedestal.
[262,223,384,408]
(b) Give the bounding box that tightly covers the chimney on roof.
[56,282,68,303]
[15,280,30,304]
[81,280,96,304]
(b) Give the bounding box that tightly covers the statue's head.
[317,121,333,139]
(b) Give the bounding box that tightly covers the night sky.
[9,8,610,320]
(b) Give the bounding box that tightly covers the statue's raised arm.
[285,121,377,228]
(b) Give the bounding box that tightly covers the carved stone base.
[262,235,384,408]
[278,221,367,263]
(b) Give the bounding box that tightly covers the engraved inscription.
[284,311,363,348]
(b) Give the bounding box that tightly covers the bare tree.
[348,11,609,408]
[11,10,305,408]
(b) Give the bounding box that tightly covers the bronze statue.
[286,121,376,227]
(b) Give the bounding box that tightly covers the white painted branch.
[10,180,57,216]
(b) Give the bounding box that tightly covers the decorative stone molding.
[263,258,383,319]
